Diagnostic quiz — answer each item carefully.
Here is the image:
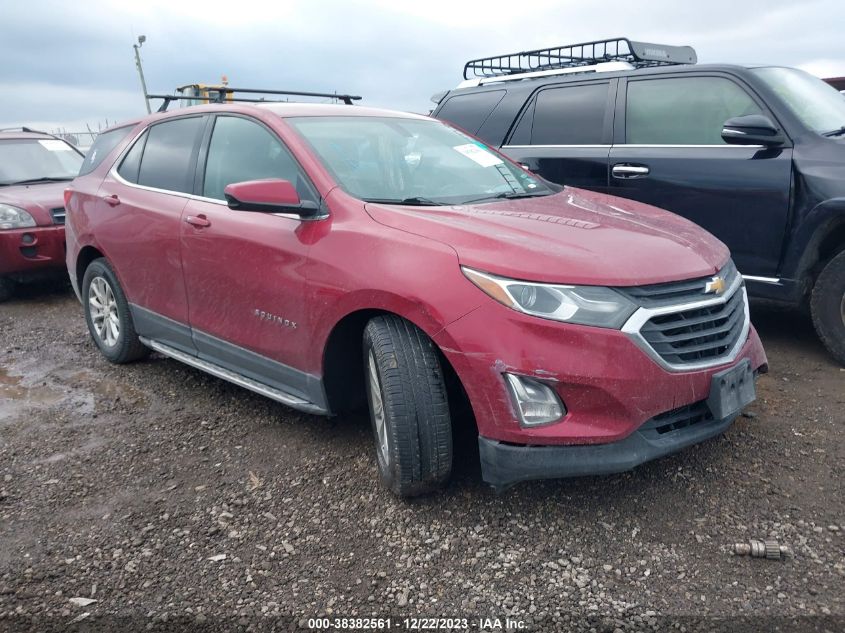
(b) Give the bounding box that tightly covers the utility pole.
[133,35,151,114]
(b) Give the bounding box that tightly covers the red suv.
[64,103,767,496]
[0,129,83,300]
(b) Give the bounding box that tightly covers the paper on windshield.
[38,140,73,151]
[453,143,503,167]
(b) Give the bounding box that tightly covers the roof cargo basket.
[147,87,362,112]
[463,37,696,80]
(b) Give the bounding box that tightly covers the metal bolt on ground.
[733,539,791,560]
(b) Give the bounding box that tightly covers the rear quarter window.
[78,125,134,176]
[436,90,506,133]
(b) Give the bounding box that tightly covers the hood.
[0,181,68,226]
[365,187,729,286]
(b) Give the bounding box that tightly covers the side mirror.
[223,179,321,217]
[721,114,784,147]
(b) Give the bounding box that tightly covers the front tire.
[811,250,845,366]
[363,315,452,497]
[82,258,149,364]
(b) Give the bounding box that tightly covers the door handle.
[185,214,211,228]
[102,194,121,207]
[612,164,650,179]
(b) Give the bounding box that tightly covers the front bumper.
[0,226,66,278]
[479,406,738,490]
[434,295,767,487]
[435,301,767,445]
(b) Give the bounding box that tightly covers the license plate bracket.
[707,359,755,420]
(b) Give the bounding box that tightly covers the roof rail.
[0,126,80,149]
[147,87,363,113]
[463,37,696,80]
[0,126,50,135]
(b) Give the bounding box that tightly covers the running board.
[140,337,327,415]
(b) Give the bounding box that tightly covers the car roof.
[257,102,429,120]
[113,102,430,130]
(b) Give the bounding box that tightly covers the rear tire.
[0,277,14,303]
[811,250,845,366]
[363,315,452,497]
[82,258,149,364]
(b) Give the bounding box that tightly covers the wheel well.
[816,221,845,271]
[322,310,474,430]
[76,246,104,287]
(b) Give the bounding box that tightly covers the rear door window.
[201,115,316,202]
[516,83,610,145]
[625,76,763,144]
[136,117,205,193]
[78,125,134,176]
[436,90,506,133]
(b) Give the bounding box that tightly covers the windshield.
[287,116,553,205]
[752,67,845,135]
[0,138,83,186]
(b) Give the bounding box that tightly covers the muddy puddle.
[0,361,148,424]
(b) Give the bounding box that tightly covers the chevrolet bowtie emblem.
[704,276,726,295]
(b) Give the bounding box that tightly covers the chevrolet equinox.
[65,102,767,496]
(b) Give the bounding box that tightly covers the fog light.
[21,233,35,245]
[504,373,566,427]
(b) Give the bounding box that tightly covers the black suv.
[432,38,845,364]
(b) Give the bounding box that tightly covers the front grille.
[50,207,66,225]
[618,260,739,308]
[639,285,747,366]
[640,400,713,437]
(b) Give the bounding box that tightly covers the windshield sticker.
[38,140,73,151]
[453,143,503,167]
[520,174,538,189]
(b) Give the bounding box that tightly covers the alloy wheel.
[88,276,120,347]
[367,351,389,469]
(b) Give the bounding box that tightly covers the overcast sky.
[2,0,844,133]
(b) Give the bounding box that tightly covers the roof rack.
[147,87,363,112]
[463,37,696,80]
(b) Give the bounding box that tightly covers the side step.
[140,337,327,415]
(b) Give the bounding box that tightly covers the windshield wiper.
[363,196,446,206]
[822,126,845,137]
[3,176,74,186]
[460,191,550,205]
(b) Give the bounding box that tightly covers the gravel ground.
[0,281,843,632]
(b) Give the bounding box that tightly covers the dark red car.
[0,129,83,300]
[64,103,767,496]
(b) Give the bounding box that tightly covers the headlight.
[462,266,637,329]
[0,204,36,230]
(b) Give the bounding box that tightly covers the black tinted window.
[202,116,314,202]
[117,132,146,184]
[626,77,763,144]
[137,117,204,193]
[436,90,506,133]
[78,126,133,176]
[530,83,609,144]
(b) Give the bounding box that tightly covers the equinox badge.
[254,309,297,329]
